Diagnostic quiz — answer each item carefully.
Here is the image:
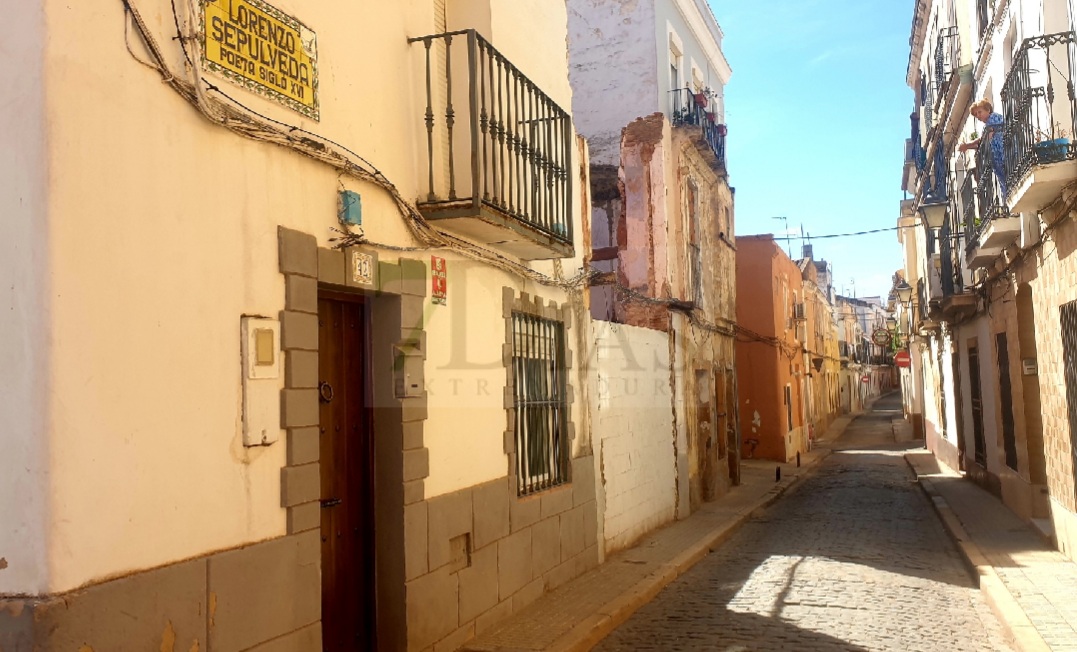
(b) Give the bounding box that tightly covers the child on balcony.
[958,99,1007,197]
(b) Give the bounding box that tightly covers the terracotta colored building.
[735,235,809,462]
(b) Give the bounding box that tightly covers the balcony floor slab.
[979,215,1021,250]
[966,243,1003,269]
[1009,159,1077,214]
[418,200,574,260]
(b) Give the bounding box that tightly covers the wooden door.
[318,296,376,651]
[695,369,717,503]
[996,333,1019,470]
[969,343,986,468]
[724,370,740,485]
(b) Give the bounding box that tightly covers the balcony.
[966,142,1018,267]
[410,30,574,259]
[935,183,977,319]
[669,88,728,171]
[934,27,960,98]
[1003,31,1077,215]
[933,26,975,136]
[919,131,949,206]
[903,114,926,193]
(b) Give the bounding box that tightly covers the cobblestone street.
[595,395,1015,651]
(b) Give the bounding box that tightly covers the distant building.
[567,0,738,549]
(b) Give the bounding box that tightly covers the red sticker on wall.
[431,256,447,305]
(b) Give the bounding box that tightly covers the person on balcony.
[958,99,1007,196]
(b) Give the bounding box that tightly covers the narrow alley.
[595,394,1014,651]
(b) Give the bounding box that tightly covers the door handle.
[321,498,342,508]
[319,382,335,403]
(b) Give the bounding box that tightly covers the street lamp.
[895,281,913,305]
[885,315,898,330]
[919,200,948,230]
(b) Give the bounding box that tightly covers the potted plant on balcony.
[1033,122,1071,164]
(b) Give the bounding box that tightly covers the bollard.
[775,466,781,482]
[797,451,801,468]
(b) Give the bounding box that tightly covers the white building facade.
[2,1,598,649]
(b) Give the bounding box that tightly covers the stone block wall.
[1018,211,1077,558]
[403,460,599,651]
[0,532,322,651]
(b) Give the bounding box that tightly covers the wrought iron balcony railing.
[1001,31,1077,191]
[668,88,727,170]
[934,26,961,99]
[921,132,949,203]
[410,30,573,257]
[908,113,926,171]
[941,173,973,294]
[968,140,1011,249]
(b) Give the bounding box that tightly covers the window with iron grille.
[1061,300,1077,496]
[511,312,570,496]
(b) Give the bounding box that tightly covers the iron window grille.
[1061,300,1077,500]
[511,312,570,496]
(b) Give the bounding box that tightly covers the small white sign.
[1023,358,1038,376]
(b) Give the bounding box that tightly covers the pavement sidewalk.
[906,451,1077,652]
[460,414,856,652]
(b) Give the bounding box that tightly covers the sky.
[710,0,914,300]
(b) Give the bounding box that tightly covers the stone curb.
[904,455,1051,652]
[540,431,843,652]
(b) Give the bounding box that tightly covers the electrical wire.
[121,0,591,291]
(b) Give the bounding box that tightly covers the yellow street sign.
[201,0,319,120]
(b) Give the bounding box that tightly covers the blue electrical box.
[339,190,362,226]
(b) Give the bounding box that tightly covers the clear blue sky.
[711,0,913,300]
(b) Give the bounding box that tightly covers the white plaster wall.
[490,0,574,109]
[590,321,676,552]
[32,0,587,593]
[422,259,516,498]
[923,339,944,442]
[0,1,50,596]
[567,0,660,165]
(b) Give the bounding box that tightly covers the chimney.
[802,244,813,259]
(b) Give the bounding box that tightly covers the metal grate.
[1061,300,1077,498]
[512,312,569,496]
